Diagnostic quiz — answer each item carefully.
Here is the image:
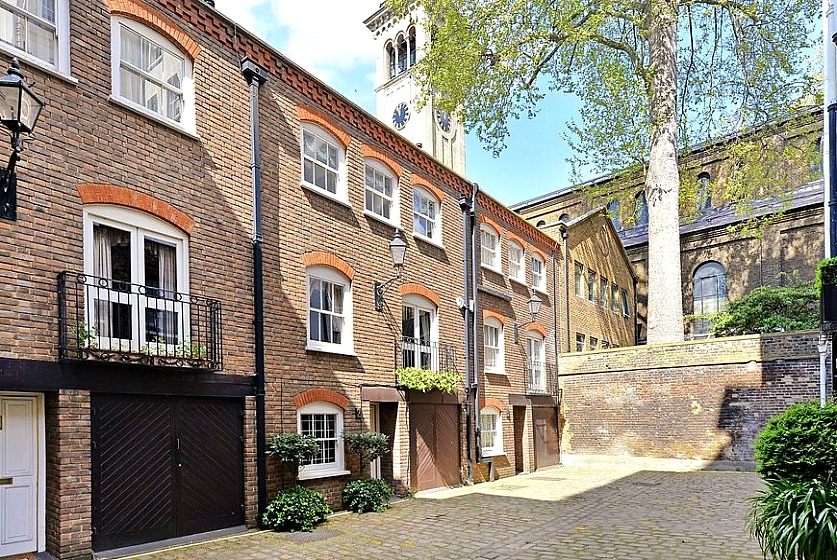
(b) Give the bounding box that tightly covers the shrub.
[342,478,394,513]
[344,432,390,478]
[709,282,818,337]
[267,433,318,479]
[261,486,331,532]
[817,257,837,296]
[395,367,460,393]
[754,400,837,482]
[749,478,837,560]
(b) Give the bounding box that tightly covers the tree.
[388,0,818,343]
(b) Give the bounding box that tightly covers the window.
[587,269,598,303]
[301,124,346,200]
[559,213,570,223]
[575,333,585,352]
[620,288,630,317]
[536,220,547,228]
[402,295,438,370]
[574,262,585,298]
[307,266,353,354]
[531,255,546,291]
[697,172,712,212]
[692,261,727,336]
[812,137,823,175]
[607,200,621,231]
[483,317,504,374]
[413,187,440,243]
[364,160,397,224]
[480,407,503,456]
[601,340,610,349]
[83,205,188,353]
[635,192,648,227]
[480,225,500,271]
[298,401,347,479]
[589,337,598,351]
[111,17,194,131]
[386,41,396,78]
[0,0,68,72]
[508,242,525,283]
[610,284,620,313]
[600,277,609,308]
[526,333,546,392]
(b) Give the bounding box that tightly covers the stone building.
[0,0,637,557]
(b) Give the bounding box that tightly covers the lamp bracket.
[374,272,402,312]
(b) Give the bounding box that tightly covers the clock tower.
[364,4,466,175]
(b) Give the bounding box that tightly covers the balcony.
[525,361,558,395]
[395,337,458,373]
[58,271,223,370]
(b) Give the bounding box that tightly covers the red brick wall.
[558,331,830,463]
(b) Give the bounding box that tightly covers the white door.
[369,404,381,479]
[0,396,38,556]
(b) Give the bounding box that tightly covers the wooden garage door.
[91,395,243,551]
[533,406,560,469]
[409,403,460,492]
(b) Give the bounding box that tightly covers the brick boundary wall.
[557,331,833,464]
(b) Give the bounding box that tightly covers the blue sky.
[212,0,580,207]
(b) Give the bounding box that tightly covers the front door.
[409,403,460,492]
[533,406,560,469]
[0,396,39,556]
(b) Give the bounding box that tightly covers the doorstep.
[94,526,250,559]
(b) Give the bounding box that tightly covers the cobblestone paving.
[124,465,764,560]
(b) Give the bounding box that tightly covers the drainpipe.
[818,334,829,405]
[458,194,474,483]
[551,237,561,366]
[633,276,639,345]
[560,225,570,352]
[470,183,481,465]
[241,57,268,516]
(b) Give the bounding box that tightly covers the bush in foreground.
[342,478,394,513]
[261,486,331,532]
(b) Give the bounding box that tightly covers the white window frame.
[110,17,195,134]
[306,265,354,355]
[363,159,399,225]
[0,0,70,75]
[526,333,546,392]
[82,205,189,354]
[480,406,503,457]
[574,262,585,298]
[621,289,631,317]
[483,317,504,374]
[401,294,439,370]
[412,187,442,246]
[508,241,525,284]
[300,123,348,204]
[600,277,609,308]
[297,401,349,480]
[575,333,585,352]
[480,224,501,272]
[531,254,546,292]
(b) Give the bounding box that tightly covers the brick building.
[513,111,823,342]
[0,0,637,557]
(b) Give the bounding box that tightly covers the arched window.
[526,332,546,393]
[413,186,442,244]
[306,265,353,354]
[483,316,504,374]
[408,26,417,67]
[692,261,727,336]
[480,406,503,456]
[559,213,570,223]
[300,123,347,201]
[364,158,399,225]
[606,200,621,231]
[697,172,712,212]
[1,0,69,72]
[402,293,438,370]
[634,192,648,227]
[386,41,396,78]
[480,224,501,271]
[297,401,347,479]
[508,241,525,283]
[536,220,547,228]
[397,33,408,74]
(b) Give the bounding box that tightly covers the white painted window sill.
[300,182,352,209]
[109,96,199,139]
[297,468,351,481]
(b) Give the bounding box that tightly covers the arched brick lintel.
[530,247,548,262]
[297,105,351,149]
[411,175,445,203]
[302,251,356,281]
[480,397,505,412]
[293,389,350,410]
[361,144,403,177]
[483,309,506,325]
[478,214,504,237]
[401,282,441,307]
[107,0,201,60]
[76,184,196,234]
[526,323,548,338]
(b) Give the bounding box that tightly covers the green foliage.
[261,486,331,532]
[267,433,319,479]
[69,321,98,349]
[344,432,390,478]
[754,401,837,482]
[342,478,394,513]
[749,478,837,560]
[709,282,818,337]
[817,257,837,296]
[394,367,460,393]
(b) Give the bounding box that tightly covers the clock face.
[392,102,410,130]
[436,109,451,133]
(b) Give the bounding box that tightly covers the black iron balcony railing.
[525,361,558,396]
[58,271,223,370]
[395,337,459,373]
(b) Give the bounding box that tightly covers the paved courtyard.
[119,465,764,560]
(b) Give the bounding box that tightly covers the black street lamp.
[514,290,543,343]
[0,58,45,221]
[374,229,408,312]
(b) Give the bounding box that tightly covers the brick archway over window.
[297,105,351,149]
[530,247,548,262]
[480,397,505,412]
[302,251,355,281]
[411,175,445,203]
[361,144,403,177]
[526,323,548,338]
[77,184,196,234]
[478,215,504,237]
[293,389,349,410]
[106,0,201,60]
[483,309,506,325]
[401,283,440,307]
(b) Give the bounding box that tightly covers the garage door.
[533,406,560,469]
[91,395,243,551]
[409,403,460,492]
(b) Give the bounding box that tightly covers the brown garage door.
[533,406,560,469]
[91,395,244,551]
[410,403,460,492]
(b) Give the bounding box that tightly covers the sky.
[211,0,580,207]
